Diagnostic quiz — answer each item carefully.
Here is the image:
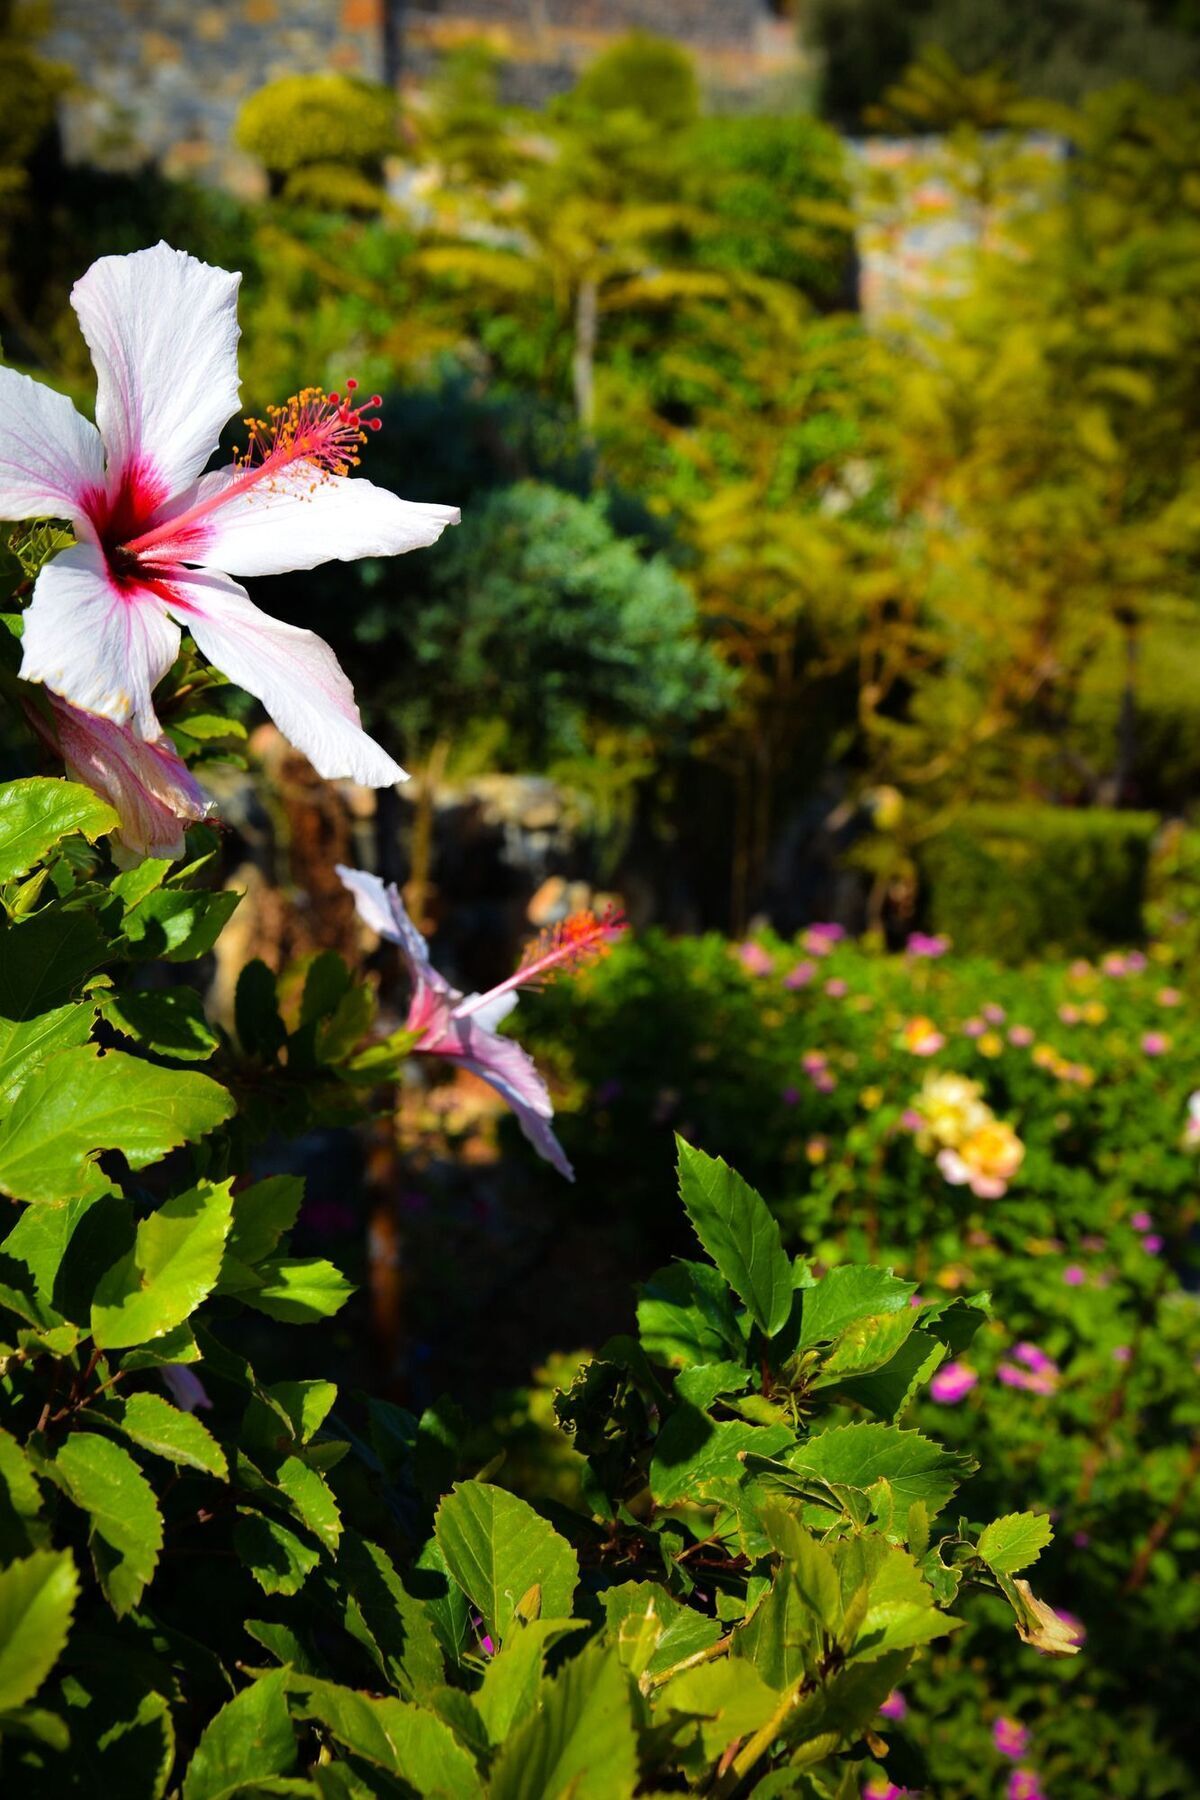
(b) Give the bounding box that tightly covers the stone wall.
[44,0,388,192]
[42,0,799,187]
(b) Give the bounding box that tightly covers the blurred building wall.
[41,0,800,189]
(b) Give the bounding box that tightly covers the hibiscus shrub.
[0,766,1063,1795]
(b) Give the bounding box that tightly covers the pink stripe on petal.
[43,694,210,865]
[19,542,179,739]
[0,363,104,525]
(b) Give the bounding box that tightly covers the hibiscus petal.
[164,568,406,786]
[180,464,459,577]
[19,543,179,738]
[71,242,241,500]
[454,1022,575,1182]
[0,364,104,523]
[335,864,455,998]
[46,693,209,866]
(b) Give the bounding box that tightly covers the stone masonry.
[42,0,799,190]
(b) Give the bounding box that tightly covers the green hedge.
[921,804,1159,960]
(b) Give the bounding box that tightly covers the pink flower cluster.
[801,1049,837,1094]
[1131,1210,1163,1255]
[803,922,846,956]
[906,931,950,958]
[997,1342,1060,1395]
[929,1360,978,1404]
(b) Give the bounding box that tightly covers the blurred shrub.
[568,30,700,129]
[682,113,852,294]
[920,806,1159,961]
[234,72,398,205]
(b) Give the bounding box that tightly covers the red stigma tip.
[345,376,358,390]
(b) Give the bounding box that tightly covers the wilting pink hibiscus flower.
[3,242,457,791]
[338,866,624,1180]
[28,691,209,864]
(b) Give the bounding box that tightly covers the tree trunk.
[572,277,598,434]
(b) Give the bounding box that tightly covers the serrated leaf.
[831,1331,947,1420]
[122,888,240,963]
[603,1581,721,1680]
[0,1001,97,1107]
[649,1408,794,1506]
[100,987,219,1062]
[798,1267,917,1349]
[0,1047,232,1206]
[227,1177,305,1267]
[0,1550,78,1710]
[434,1482,578,1646]
[0,778,118,884]
[784,1424,972,1530]
[336,1532,445,1699]
[0,908,110,1017]
[488,1644,636,1800]
[976,1511,1054,1575]
[812,1309,920,1386]
[289,1676,483,1798]
[658,1657,778,1761]
[182,1668,295,1800]
[676,1139,792,1337]
[234,1512,320,1597]
[476,1619,587,1743]
[637,1261,743,1367]
[276,1457,341,1554]
[52,1433,162,1617]
[733,1563,815,1690]
[91,1180,234,1348]
[234,1258,354,1324]
[103,1391,227,1479]
[762,1507,842,1634]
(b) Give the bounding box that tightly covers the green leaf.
[234,1512,320,1597]
[335,1531,444,1700]
[0,908,110,1017]
[733,1564,815,1690]
[0,1550,78,1711]
[235,960,287,1063]
[798,1267,917,1349]
[602,1581,722,1680]
[659,1658,779,1761]
[102,1391,228,1479]
[676,1139,792,1337]
[0,1047,233,1206]
[234,1258,354,1325]
[228,1177,305,1267]
[839,1539,956,1662]
[119,1320,201,1372]
[0,1001,97,1107]
[784,1423,973,1530]
[637,1260,743,1367]
[91,1179,234,1348]
[762,1507,842,1634]
[0,778,118,884]
[182,1669,296,1800]
[121,888,240,962]
[811,1309,920,1387]
[488,1643,637,1800]
[831,1331,946,1421]
[475,1619,587,1743]
[275,1457,341,1554]
[434,1481,579,1646]
[289,1677,483,1799]
[976,1511,1055,1575]
[100,987,219,1062]
[649,1409,794,1506]
[52,1433,162,1617]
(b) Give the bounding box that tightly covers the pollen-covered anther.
[517,907,627,988]
[234,381,383,480]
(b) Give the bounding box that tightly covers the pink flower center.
[118,380,382,562]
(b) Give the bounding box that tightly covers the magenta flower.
[1131,1210,1153,1232]
[784,961,815,989]
[930,1361,978,1404]
[963,1017,986,1038]
[1058,1003,1080,1025]
[1142,1233,1164,1255]
[814,1070,837,1094]
[1126,951,1148,973]
[906,931,949,958]
[878,1690,908,1722]
[338,866,622,1179]
[782,1084,801,1106]
[1008,1025,1034,1047]
[6,244,457,784]
[737,941,773,976]
[1062,1264,1086,1286]
[1140,1031,1170,1057]
[1012,1342,1055,1375]
[1157,986,1182,1007]
[992,1717,1030,1759]
[31,689,209,864]
[998,1358,1059,1395]
[1007,1771,1046,1800]
[1112,1344,1131,1364]
[824,977,848,998]
[1101,953,1128,977]
[801,1051,827,1074]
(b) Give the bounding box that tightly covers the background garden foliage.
[1,6,1200,1796]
